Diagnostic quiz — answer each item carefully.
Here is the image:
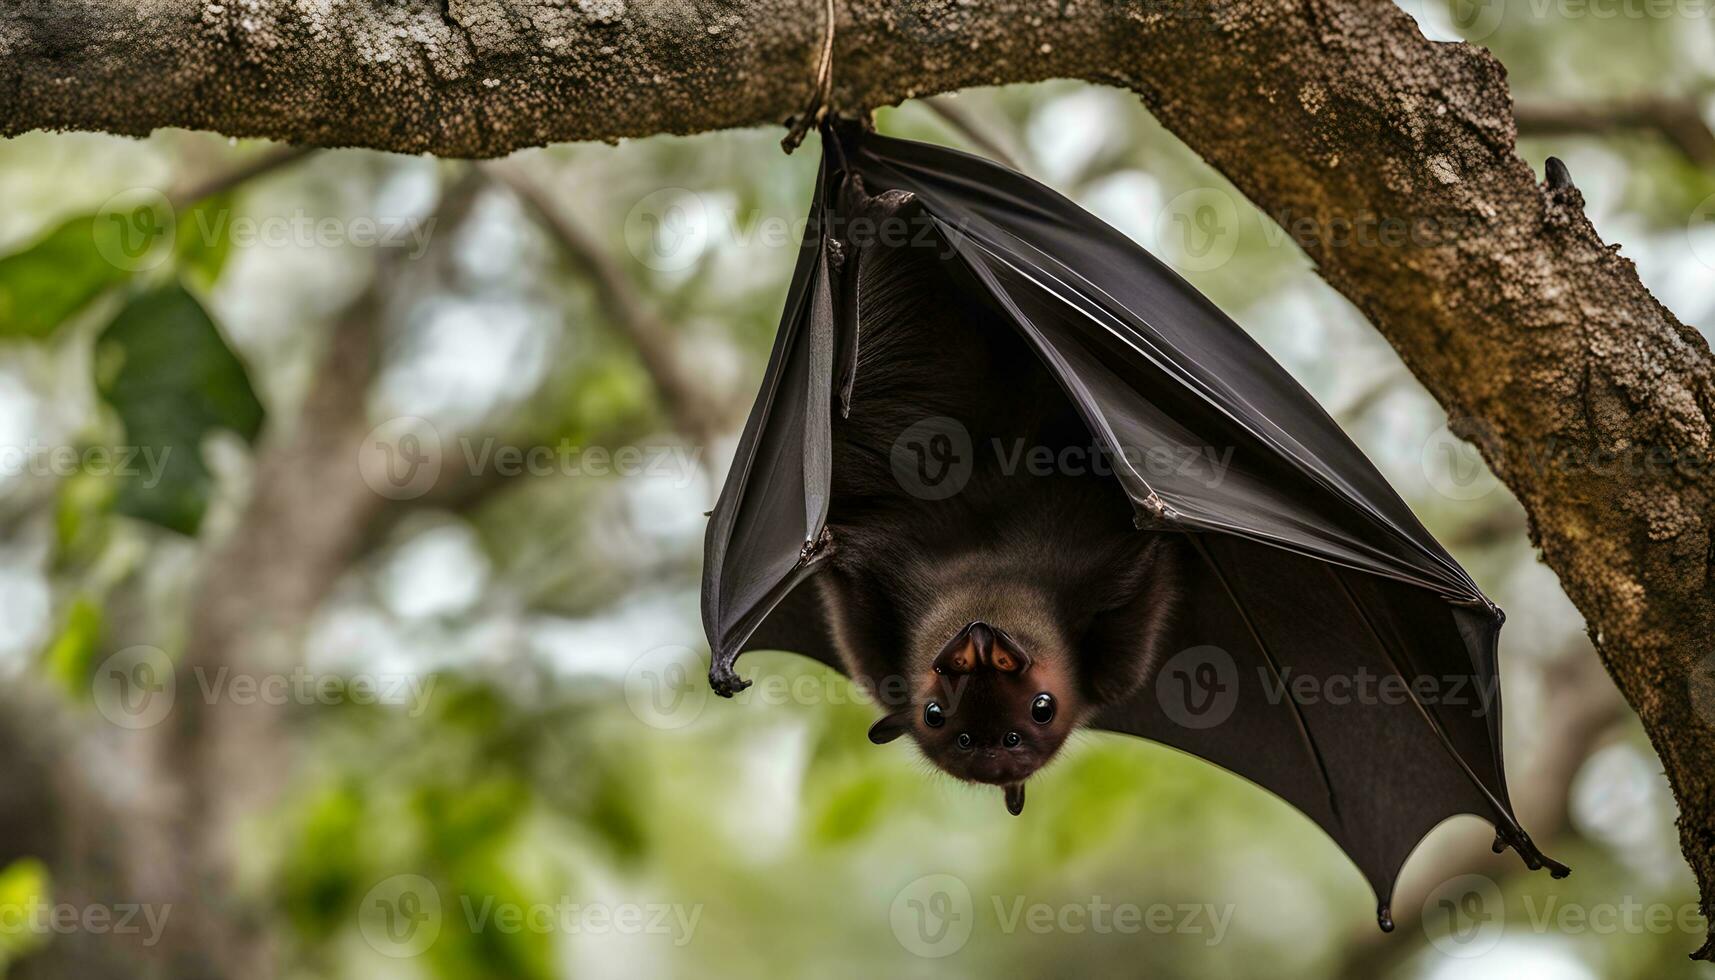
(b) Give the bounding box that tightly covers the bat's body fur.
[815,236,1186,809]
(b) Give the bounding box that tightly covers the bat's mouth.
[953,741,1049,786]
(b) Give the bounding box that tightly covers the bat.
[812,224,1189,817]
[701,119,1566,931]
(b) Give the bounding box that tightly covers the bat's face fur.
[865,586,1087,814]
[913,621,1080,783]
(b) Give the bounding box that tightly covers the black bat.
[701,120,1566,931]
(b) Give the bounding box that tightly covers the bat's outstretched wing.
[701,122,1564,929]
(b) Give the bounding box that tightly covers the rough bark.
[7,0,1715,960]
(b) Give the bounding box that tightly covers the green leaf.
[175,192,236,288]
[0,857,51,964]
[43,596,105,699]
[95,283,264,534]
[0,205,161,338]
[53,470,117,568]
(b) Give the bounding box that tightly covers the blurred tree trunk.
[6,0,1715,962]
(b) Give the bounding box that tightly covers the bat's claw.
[1376,904,1394,933]
[709,662,751,698]
[1004,783,1025,816]
[1499,829,1571,879]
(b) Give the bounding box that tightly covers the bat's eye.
[1003,731,1021,747]
[924,702,946,728]
[956,733,973,750]
[1030,693,1055,725]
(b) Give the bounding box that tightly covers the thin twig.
[482,161,721,447]
[1515,96,1715,168]
[921,95,1029,174]
[169,144,319,208]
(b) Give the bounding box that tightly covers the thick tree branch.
[9,0,1715,958]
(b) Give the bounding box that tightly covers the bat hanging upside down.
[815,230,1187,816]
[703,124,1563,929]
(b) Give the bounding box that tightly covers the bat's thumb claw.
[708,663,751,698]
[1004,782,1026,816]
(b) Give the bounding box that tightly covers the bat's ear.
[867,710,911,745]
[933,622,1034,675]
[932,625,979,675]
[986,630,1032,675]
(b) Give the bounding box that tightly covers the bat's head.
[867,620,1081,813]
